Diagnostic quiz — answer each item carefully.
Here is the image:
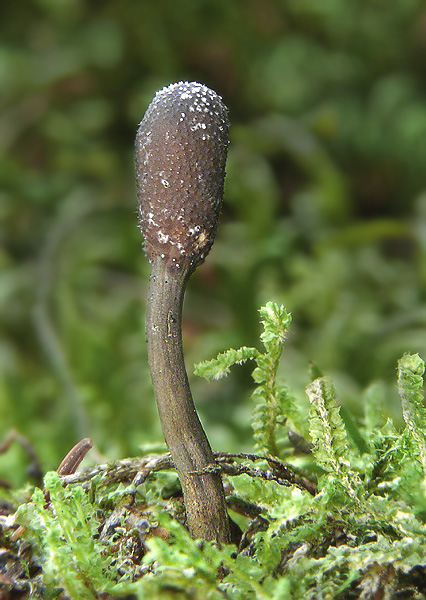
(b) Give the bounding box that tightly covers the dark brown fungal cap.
[136,81,229,273]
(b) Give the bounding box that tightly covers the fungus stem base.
[146,256,230,543]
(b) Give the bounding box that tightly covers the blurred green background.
[2,0,426,485]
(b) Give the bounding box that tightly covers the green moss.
[6,305,426,598]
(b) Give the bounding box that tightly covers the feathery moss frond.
[17,471,118,599]
[398,354,426,472]
[195,302,297,457]
[396,353,426,500]
[307,377,350,475]
[194,346,259,380]
[306,376,364,507]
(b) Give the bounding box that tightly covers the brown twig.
[56,438,93,476]
[58,450,317,496]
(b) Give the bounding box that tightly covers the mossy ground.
[2,305,426,599]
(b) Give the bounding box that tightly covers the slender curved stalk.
[136,81,231,542]
[146,256,229,541]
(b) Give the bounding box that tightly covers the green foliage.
[307,376,350,475]
[196,302,298,456]
[10,305,426,598]
[195,311,426,597]
[194,346,260,381]
[17,471,118,599]
[306,376,365,508]
[398,354,426,480]
[136,514,236,599]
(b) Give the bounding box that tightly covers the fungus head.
[136,81,229,272]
